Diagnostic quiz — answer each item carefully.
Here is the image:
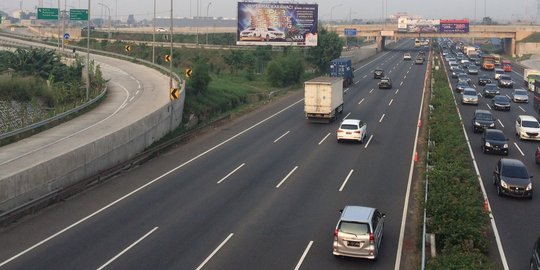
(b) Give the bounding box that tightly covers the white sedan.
[337,119,367,143]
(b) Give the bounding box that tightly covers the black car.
[532,237,540,270]
[374,68,385,79]
[483,84,500,98]
[491,95,511,111]
[478,74,492,86]
[472,109,496,133]
[482,129,509,155]
[378,77,392,89]
[493,158,533,199]
[455,81,469,93]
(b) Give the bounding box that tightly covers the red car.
[503,60,512,72]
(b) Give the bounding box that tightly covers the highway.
[0,40,426,269]
[444,52,539,270]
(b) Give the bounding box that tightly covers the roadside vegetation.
[0,47,105,134]
[75,26,344,127]
[425,51,492,269]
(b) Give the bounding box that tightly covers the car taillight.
[337,129,343,133]
[369,233,374,244]
[334,229,339,240]
[354,130,361,133]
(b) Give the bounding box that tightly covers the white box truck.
[304,76,344,122]
[524,69,540,90]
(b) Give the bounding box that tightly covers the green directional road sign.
[0,16,2,24]
[70,9,88,21]
[37,8,59,20]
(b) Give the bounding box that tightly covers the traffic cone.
[414,151,419,162]
[483,198,489,213]
[418,120,422,127]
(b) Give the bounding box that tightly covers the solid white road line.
[0,99,306,268]
[293,241,314,270]
[395,89,399,95]
[519,106,526,112]
[379,114,385,123]
[369,88,374,94]
[358,98,365,105]
[339,170,354,191]
[498,119,505,128]
[217,163,246,184]
[514,142,525,156]
[97,227,159,270]
[364,135,373,149]
[318,133,331,145]
[195,233,234,270]
[276,166,299,188]
[274,131,290,143]
[344,112,351,119]
[389,99,394,106]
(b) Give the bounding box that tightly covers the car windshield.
[500,76,511,80]
[502,164,529,178]
[523,120,540,128]
[339,221,369,235]
[340,124,358,130]
[485,84,498,90]
[464,90,476,95]
[515,90,527,95]
[494,96,509,102]
[476,113,493,120]
[496,70,504,74]
[458,82,468,86]
[486,131,506,141]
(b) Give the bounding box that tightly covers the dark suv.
[493,158,533,199]
[373,68,384,79]
[472,109,496,133]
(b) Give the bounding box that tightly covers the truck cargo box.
[304,76,344,122]
[329,58,354,87]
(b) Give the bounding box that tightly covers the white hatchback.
[516,115,540,140]
[337,119,367,143]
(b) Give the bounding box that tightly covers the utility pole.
[206,1,211,45]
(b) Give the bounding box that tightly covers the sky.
[1,0,538,23]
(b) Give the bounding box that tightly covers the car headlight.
[500,180,508,188]
[485,142,491,147]
[475,121,480,126]
[489,123,495,127]
[503,143,508,148]
[526,183,533,191]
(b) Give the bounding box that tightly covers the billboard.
[397,17,469,33]
[439,19,470,33]
[237,2,318,46]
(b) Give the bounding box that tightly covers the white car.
[337,119,367,143]
[461,88,479,105]
[494,68,505,80]
[156,27,168,32]
[403,53,412,60]
[516,115,540,140]
[512,88,529,103]
[239,27,285,41]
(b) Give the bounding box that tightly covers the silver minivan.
[333,206,386,260]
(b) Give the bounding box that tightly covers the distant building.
[12,10,23,19]
[153,17,236,28]
[127,14,135,26]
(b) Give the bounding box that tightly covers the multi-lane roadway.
[444,50,539,270]
[0,40,427,269]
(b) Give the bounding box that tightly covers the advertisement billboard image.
[397,17,469,33]
[237,2,318,46]
[439,19,470,33]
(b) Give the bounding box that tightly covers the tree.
[266,52,304,87]
[188,58,211,96]
[223,50,246,74]
[306,27,343,74]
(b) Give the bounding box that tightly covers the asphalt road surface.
[0,40,427,270]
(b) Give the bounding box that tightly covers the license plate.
[346,132,351,135]
[347,241,360,247]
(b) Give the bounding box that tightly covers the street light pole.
[86,0,90,101]
[206,1,211,45]
[153,0,156,64]
[330,3,342,30]
[196,0,200,45]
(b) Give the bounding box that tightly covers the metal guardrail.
[0,87,107,141]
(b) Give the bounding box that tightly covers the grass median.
[425,55,492,269]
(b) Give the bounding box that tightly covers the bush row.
[426,55,492,269]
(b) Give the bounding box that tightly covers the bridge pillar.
[503,38,516,57]
[376,34,386,52]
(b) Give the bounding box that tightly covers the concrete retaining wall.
[0,84,185,213]
[517,43,540,56]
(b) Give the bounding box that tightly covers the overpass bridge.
[329,24,540,56]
